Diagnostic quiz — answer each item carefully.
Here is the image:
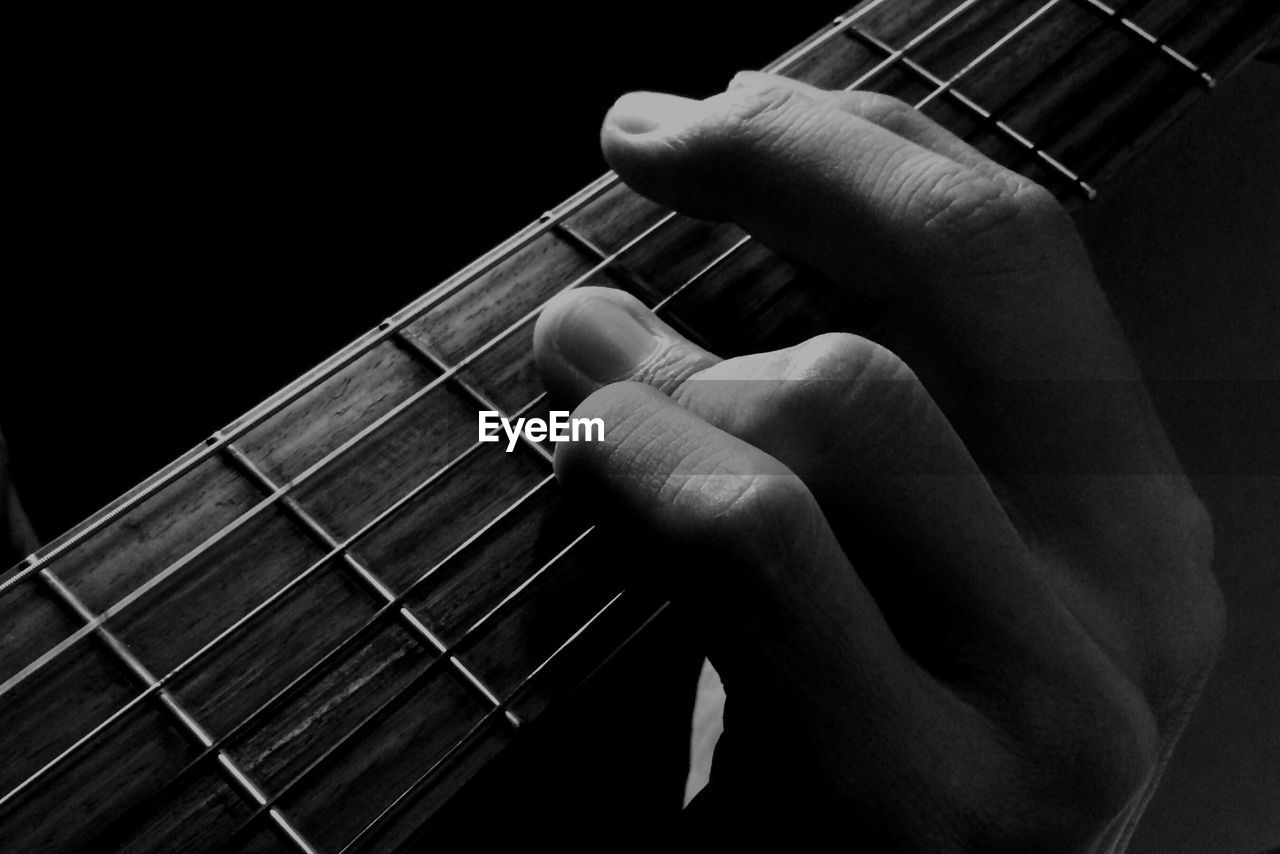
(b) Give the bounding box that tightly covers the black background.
[3,3,849,539]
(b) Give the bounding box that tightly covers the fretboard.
[2,1,1276,851]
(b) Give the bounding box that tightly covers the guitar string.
[1053,0,1219,181]
[1075,0,1215,86]
[2,0,1171,829]
[216,3,1102,845]
[0,0,901,604]
[945,0,1215,188]
[7,6,1188,844]
[0,0,932,703]
[133,6,1236,843]
[914,0,1066,110]
[1,0,1106,821]
[0,213,761,812]
[338,600,674,854]
[0,201,686,700]
[20,0,1213,839]
[165,5,1236,846]
[937,0,1148,175]
[221,592,669,854]
[0,444,555,810]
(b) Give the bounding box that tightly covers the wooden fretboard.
[2,1,1276,851]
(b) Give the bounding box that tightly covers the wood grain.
[1,1,1276,850]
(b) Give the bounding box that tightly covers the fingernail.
[607,91,701,135]
[554,294,660,383]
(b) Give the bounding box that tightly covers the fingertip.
[534,287,662,403]
[535,285,720,406]
[602,91,704,140]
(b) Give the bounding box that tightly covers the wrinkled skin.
[533,73,1224,852]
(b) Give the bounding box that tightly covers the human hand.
[533,73,1223,852]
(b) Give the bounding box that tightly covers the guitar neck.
[2,1,1276,851]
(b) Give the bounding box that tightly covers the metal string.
[288,3,1220,846]
[2,0,1191,841]
[236,1,1118,845]
[0,0,916,796]
[0,0,905,706]
[914,0,1066,110]
[0,0,898,601]
[317,3,1145,843]
[1,0,1069,820]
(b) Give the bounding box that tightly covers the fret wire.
[0,165,599,599]
[914,0,1067,110]
[252,525,598,813]
[0,215,683,698]
[1061,0,1230,183]
[835,0,988,92]
[553,221,659,299]
[935,0,1139,180]
[220,530,612,851]
[1068,0,1215,87]
[30,569,317,854]
[1143,0,1236,55]
[846,27,1097,199]
[3,191,759,804]
[0,400,554,810]
[12,473,567,841]
[0,0,899,600]
[9,214,718,819]
[340,598,672,854]
[221,444,519,727]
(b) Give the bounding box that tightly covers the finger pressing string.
[534,286,719,404]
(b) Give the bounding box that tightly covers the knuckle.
[1043,680,1160,835]
[1010,181,1078,243]
[772,333,917,396]
[793,332,914,383]
[841,91,920,133]
[750,334,944,475]
[661,467,826,596]
[960,709,1157,853]
[780,333,919,418]
[910,167,1075,255]
[705,471,818,558]
[911,168,1022,236]
[1068,695,1160,823]
[794,332,925,417]
[1139,495,1225,709]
